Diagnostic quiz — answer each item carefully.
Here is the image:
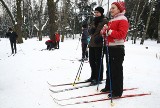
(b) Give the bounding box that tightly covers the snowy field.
[0,36,160,108]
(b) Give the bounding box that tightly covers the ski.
[8,54,13,57]
[51,93,151,106]
[61,58,89,63]
[49,84,94,93]
[47,81,89,87]
[48,79,106,87]
[40,48,47,51]
[13,53,16,56]
[8,53,16,57]
[40,48,55,51]
[53,88,138,101]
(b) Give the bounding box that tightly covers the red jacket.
[46,39,55,43]
[101,13,129,46]
[55,33,60,42]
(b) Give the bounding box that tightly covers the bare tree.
[132,0,141,44]
[0,0,23,43]
[133,0,148,44]
[0,0,15,24]
[62,0,71,41]
[140,0,156,45]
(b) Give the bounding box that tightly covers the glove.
[101,24,108,36]
[106,29,113,36]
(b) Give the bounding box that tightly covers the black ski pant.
[89,47,103,81]
[56,41,59,49]
[82,43,88,59]
[105,45,125,96]
[10,40,17,54]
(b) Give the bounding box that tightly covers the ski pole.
[106,41,114,105]
[76,38,81,50]
[77,59,85,81]
[96,38,105,91]
[77,58,85,80]
[72,58,84,86]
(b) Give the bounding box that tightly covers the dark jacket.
[88,18,108,47]
[6,31,18,42]
[81,28,89,44]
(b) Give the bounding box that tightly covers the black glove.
[94,36,103,44]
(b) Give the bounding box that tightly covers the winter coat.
[101,13,129,46]
[46,39,55,43]
[81,28,89,44]
[88,17,108,47]
[6,31,18,42]
[55,33,60,42]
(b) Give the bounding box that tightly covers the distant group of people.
[80,1,129,98]
[5,27,60,53]
[45,31,60,50]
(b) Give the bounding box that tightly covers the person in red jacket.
[45,39,56,50]
[100,1,129,98]
[55,32,60,49]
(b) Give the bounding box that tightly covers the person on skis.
[6,27,18,54]
[85,6,108,85]
[81,23,89,61]
[100,1,129,98]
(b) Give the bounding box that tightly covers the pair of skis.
[8,53,16,57]
[51,92,150,106]
[48,79,106,93]
[47,79,105,93]
[48,81,151,106]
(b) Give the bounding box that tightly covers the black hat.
[95,7,104,15]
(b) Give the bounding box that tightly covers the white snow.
[0,36,160,108]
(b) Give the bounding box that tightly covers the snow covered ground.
[0,36,160,108]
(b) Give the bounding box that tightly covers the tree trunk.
[129,0,138,43]
[140,0,155,45]
[37,0,44,41]
[157,2,160,43]
[16,0,23,43]
[38,30,42,40]
[133,0,148,44]
[47,0,56,41]
[132,0,140,44]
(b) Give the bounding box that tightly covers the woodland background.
[0,0,160,45]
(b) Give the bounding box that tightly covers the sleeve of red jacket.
[108,20,129,39]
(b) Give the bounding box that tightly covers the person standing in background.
[55,31,60,49]
[81,23,89,61]
[6,28,18,54]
